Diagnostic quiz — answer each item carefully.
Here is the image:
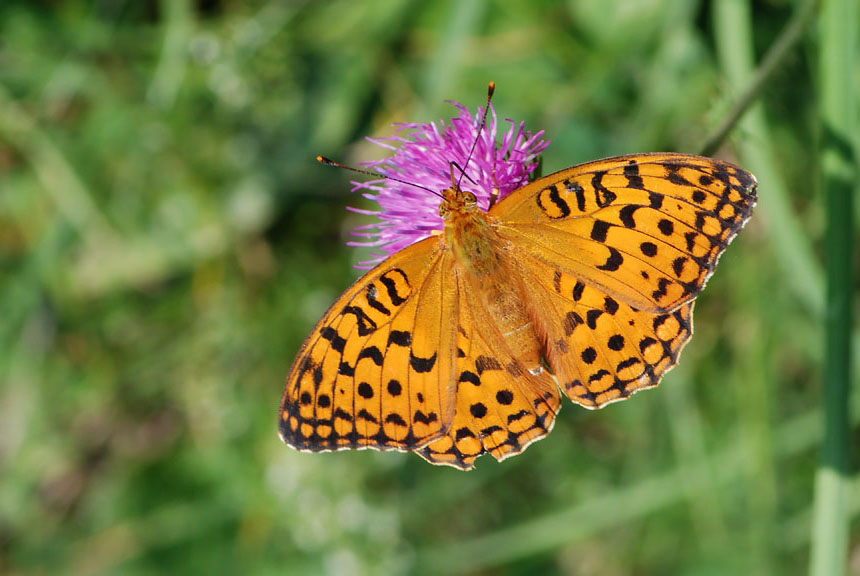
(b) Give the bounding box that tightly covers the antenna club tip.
[317,155,334,165]
[488,81,495,95]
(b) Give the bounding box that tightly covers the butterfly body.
[442,191,545,374]
[280,153,757,469]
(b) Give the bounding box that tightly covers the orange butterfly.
[279,119,756,472]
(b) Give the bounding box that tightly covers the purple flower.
[347,101,550,269]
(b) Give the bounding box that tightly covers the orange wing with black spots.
[515,261,693,409]
[492,153,757,313]
[417,271,561,470]
[490,153,754,409]
[279,236,460,453]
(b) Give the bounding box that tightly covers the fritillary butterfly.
[279,127,756,471]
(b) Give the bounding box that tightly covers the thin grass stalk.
[808,0,856,574]
[712,0,824,317]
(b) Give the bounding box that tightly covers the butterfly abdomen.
[441,206,547,381]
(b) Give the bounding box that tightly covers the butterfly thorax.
[439,186,504,278]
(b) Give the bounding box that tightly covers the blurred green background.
[1,0,857,574]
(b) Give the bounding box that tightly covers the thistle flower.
[348,101,550,269]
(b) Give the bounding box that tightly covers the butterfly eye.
[463,192,477,206]
[438,203,450,218]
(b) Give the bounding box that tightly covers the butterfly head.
[438,186,480,220]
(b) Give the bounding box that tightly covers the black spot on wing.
[592,172,618,206]
[357,346,384,366]
[658,219,674,236]
[586,309,602,330]
[590,220,611,243]
[320,326,346,353]
[572,281,585,301]
[387,330,411,347]
[338,361,355,377]
[623,161,644,189]
[379,269,409,306]
[640,242,657,257]
[604,297,619,314]
[616,357,641,374]
[639,337,658,353]
[588,369,611,384]
[342,305,377,336]
[507,410,529,424]
[565,179,586,211]
[581,347,597,364]
[470,403,488,418]
[666,165,694,187]
[384,413,407,426]
[549,185,571,217]
[496,390,514,405]
[619,205,639,228]
[652,277,672,301]
[387,379,402,396]
[597,247,624,271]
[414,410,437,425]
[357,409,378,423]
[410,351,437,373]
[365,284,390,316]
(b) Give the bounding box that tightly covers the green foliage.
[0,1,855,574]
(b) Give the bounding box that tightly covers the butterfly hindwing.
[279,236,458,453]
[418,275,561,470]
[514,259,693,408]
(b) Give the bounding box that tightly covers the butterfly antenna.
[456,81,495,190]
[317,155,443,198]
[451,161,477,186]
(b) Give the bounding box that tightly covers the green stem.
[809,0,856,573]
[699,0,818,157]
[712,0,825,317]
[148,0,193,109]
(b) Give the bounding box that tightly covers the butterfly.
[279,152,756,470]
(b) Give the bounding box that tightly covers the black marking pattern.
[379,269,409,306]
[410,352,437,373]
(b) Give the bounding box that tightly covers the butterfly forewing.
[280,236,457,453]
[491,154,757,313]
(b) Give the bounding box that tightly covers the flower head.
[348,101,549,269]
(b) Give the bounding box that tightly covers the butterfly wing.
[418,270,561,470]
[516,263,694,408]
[279,236,460,453]
[491,153,757,314]
[489,153,754,408]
